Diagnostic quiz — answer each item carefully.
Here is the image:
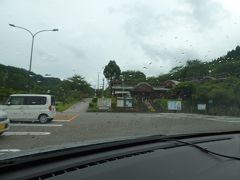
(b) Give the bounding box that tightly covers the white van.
[2,94,56,123]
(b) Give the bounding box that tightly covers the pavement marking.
[10,123,63,127]
[0,149,21,152]
[144,114,240,123]
[53,120,70,122]
[69,113,80,121]
[203,118,240,123]
[4,132,51,136]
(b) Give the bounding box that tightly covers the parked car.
[0,110,10,135]
[2,94,56,123]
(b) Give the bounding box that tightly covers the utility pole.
[102,78,104,97]
[97,73,100,90]
[122,78,125,107]
[97,72,99,96]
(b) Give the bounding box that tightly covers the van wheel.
[39,114,49,123]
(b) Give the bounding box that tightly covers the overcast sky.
[0,0,240,87]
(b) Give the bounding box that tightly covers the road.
[1,99,240,157]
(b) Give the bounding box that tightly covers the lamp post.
[122,77,125,107]
[9,24,58,92]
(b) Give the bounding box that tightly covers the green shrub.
[89,102,95,108]
[92,97,97,103]
[111,97,117,108]
[154,99,168,111]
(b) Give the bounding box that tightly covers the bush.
[92,97,97,103]
[111,97,117,108]
[87,100,98,112]
[89,102,95,108]
[154,99,168,111]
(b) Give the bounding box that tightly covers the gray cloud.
[123,3,174,41]
[35,49,57,62]
[140,43,199,65]
[0,0,239,86]
[182,0,228,28]
[62,44,86,59]
[122,0,230,72]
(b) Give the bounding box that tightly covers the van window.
[9,96,24,105]
[24,96,47,105]
[51,96,56,105]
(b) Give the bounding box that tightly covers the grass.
[87,106,98,112]
[87,103,98,112]
[56,101,78,112]
[87,97,98,112]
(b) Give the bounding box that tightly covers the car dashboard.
[1,133,240,180]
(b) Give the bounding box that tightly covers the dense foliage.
[0,64,93,103]
[3,45,240,114]
[121,70,146,82]
[103,60,121,94]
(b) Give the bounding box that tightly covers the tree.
[103,60,121,95]
[67,75,91,93]
[60,75,92,96]
[183,60,209,78]
[171,82,196,100]
[147,76,160,85]
[121,70,146,82]
[58,74,93,102]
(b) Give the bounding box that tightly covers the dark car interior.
[1,132,240,180]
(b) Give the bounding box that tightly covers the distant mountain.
[155,45,240,82]
[0,63,61,91]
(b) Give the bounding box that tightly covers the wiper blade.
[161,138,240,161]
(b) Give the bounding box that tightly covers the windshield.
[0,0,240,159]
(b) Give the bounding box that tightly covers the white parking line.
[4,132,51,136]
[144,114,240,123]
[0,149,21,152]
[204,119,240,123]
[53,120,70,122]
[10,123,63,127]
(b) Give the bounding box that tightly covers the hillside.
[0,64,61,91]
[152,45,240,83]
[158,45,240,116]
[0,63,94,104]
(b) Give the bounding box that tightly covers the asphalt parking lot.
[0,112,240,159]
[1,100,240,158]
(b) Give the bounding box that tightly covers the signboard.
[98,98,111,110]
[125,98,133,107]
[117,98,124,107]
[197,104,206,110]
[208,99,213,104]
[117,97,133,108]
[168,101,181,110]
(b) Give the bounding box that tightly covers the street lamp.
[121,77,125,107]
[9,23,58,92]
